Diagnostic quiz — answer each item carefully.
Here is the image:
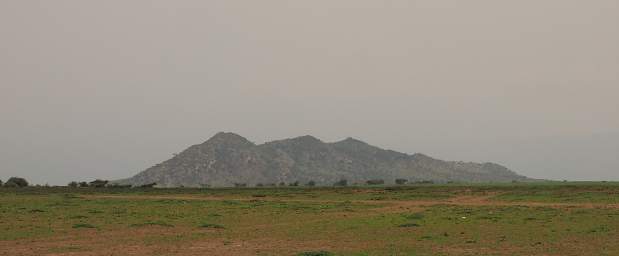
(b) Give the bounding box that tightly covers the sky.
[1,0,618,185]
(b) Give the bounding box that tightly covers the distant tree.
[78,181,89,187]
[256,183,264,187]
[89,179,108,188]
[411,180,434,184]
[234,183,247,188]
[4,181,18,187]
[306,180,316,187]
[278,182,286,187]
[68,181,79,188]
[6,177,28,187]
[395,179,408,185]
[366,179,385,185]
[109,183,132,188]
[0,179,3,187]
[333,179,348,187]
[140,183,157,188]
[289,181,299,187]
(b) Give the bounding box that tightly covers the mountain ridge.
[119,132,528,187]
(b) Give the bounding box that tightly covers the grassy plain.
[1,182,618,255]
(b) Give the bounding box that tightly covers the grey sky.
[1,0,618,185]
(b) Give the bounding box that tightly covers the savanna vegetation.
[0,182,618,255]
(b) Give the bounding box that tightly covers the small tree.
[68,181,79,188]
[140,183,157,188]
[78,181,89,187]
[395,179,408,185]
[333,179,348,187]
[6,177,28,187]
[366,179,385,185]
[109,183,131,188]
[89,179,108,188]
[306,180,316,187]
[0,179,3,187]
[278,182,286,187]
[289,181,299,187]
[4,181,18,187]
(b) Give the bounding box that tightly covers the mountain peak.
[335,137,367,145]
[122,134,528,187]
[203,132,255,147]
[292,135,322,143]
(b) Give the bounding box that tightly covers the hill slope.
[120,132,528,187]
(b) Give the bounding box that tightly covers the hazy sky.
[1,0,618,185]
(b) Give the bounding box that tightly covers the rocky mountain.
[118,132,528,187]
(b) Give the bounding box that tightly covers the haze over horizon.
[1,1,618,185]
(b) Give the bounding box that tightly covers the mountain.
[118,132,528,187]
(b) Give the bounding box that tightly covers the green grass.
[1,182,618,255]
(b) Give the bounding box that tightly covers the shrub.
[412,180,434,184]
[395,178,408,185]
[404,213,425,220]
[78,181,89,187]
[72,223,96,229]
[109,184,132,188]
[3,181,18,187]
[6,177,28,187]
[234,183,247,188]
[278,182,286,187]
[297,251,334,256]
[200,223,224,229]
[89,179,108,188]
[140,183,157,188]
[68,181,79,188]
[256,183,264,187]
[333,179,348,187]
[306,180,316,187]
[130,221,174,227]
[399,223,420,228]
[366,179,385,185]
[289,181,299,187]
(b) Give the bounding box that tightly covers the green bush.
[399,223,420,228]
[72,223,96,229]
[333,179,348,187]
[395,178,408,185]
[89,179,108,188]
[297,251,334,256]
[366,179,385,185]
[404,213,425,220]
[130,221,174,227]
[3,181,18,187]
[6,177,28,187]
[200,223,224,229]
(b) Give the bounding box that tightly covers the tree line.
[1,177,432,189]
